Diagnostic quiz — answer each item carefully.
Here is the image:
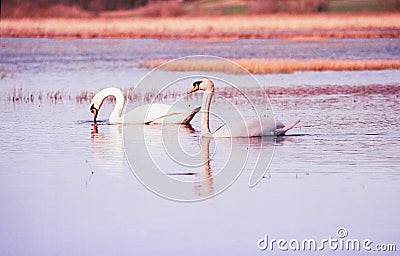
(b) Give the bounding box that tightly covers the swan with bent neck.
[90,87,200,124]
[187,78,300,137]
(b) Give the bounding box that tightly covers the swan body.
[187,78,300,137]
[90,87,200,124]
[212,117,299,137]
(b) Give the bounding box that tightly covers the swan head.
[188,78,214,94]
[90,102,99,123]
[90,91,105,123]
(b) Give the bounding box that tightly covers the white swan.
[90,87,200,124]
[187,78,300,137]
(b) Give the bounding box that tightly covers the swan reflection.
[90,123,125,175]
[91,123,104,139]
[91,122,278,200]
[193,136,214,198]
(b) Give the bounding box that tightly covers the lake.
[0,38,399,255]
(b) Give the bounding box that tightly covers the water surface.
[0,38,399,255]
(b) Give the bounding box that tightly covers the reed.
[142,58,248,74]
[75,90,94,103]
[1,13,399,39]
[3,88,67,103]
[3,84,398,104]
[141,58,400,74]
[236,59,400,73]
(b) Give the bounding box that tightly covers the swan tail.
[276,119,300,135]
[181,106,201,124]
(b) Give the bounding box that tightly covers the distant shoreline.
[1,13,400,39]
[142,58,400,74]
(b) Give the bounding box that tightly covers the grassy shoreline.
[1,13,400,39]
[2,13,399,74]
[142,58,400,74]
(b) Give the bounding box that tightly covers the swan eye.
[192,81,202,90]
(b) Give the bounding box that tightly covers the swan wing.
[213,118,263,137]
[124,103,200,124]
[179,106,201,124]
[213,118,283,137]
[146,105,201,125]
[212,124,231,137]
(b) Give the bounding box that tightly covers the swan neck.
[109,89,124,123]
[201,91,213,135]
[94,88,124,123]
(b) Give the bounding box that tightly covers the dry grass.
[1,13,400,38]
[141,58,248,74]
[141,58,400,74]
[1,3,92,18]
[236,59,400,73]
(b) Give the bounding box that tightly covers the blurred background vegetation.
[1,0,400,17]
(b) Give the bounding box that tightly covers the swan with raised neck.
[187,78,300,137]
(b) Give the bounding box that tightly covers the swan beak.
[188,81,201,94]
[187,87,198,94]
[90,104,98,123]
